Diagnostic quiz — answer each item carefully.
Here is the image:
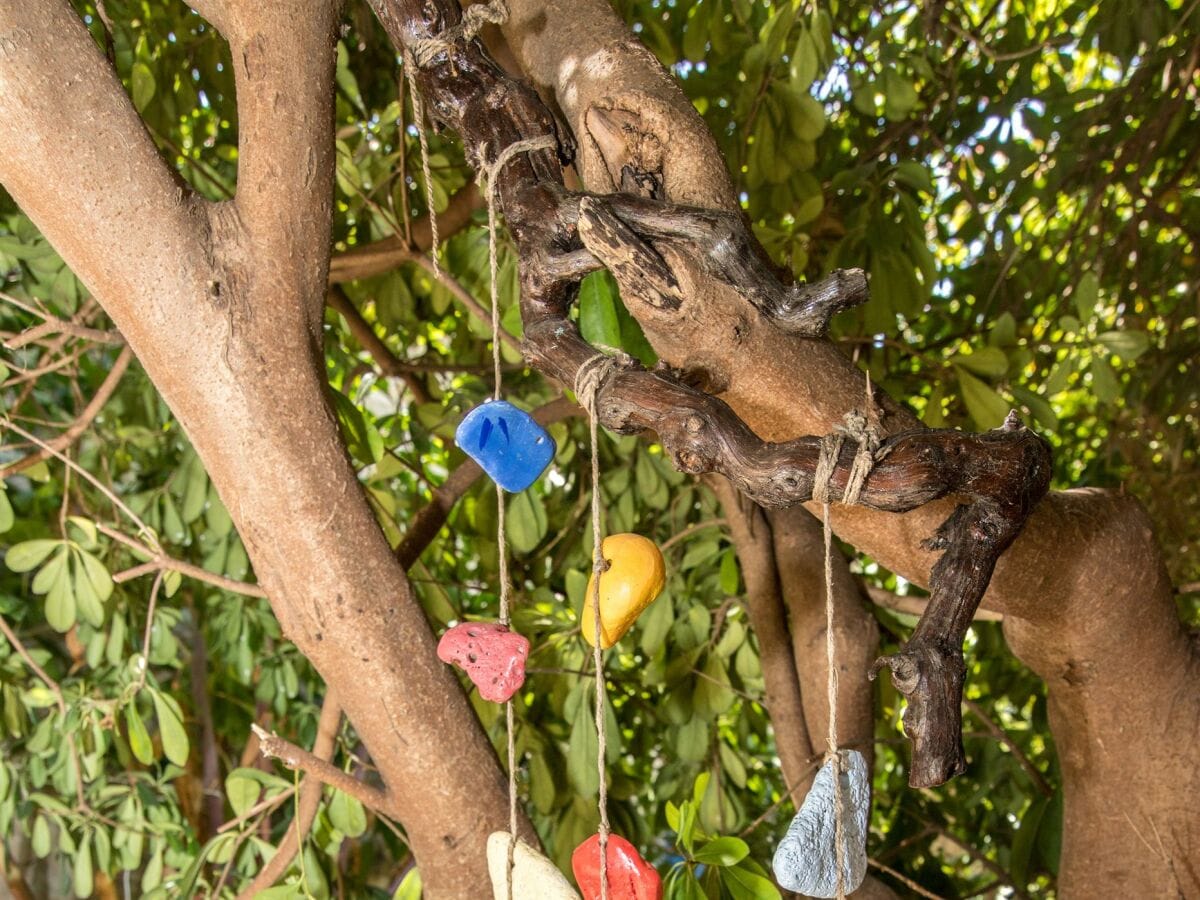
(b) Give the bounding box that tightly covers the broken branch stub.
[366,0,1052,787]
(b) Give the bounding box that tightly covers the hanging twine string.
[811,402,882,900]
[405,9,552,895]
[401,49,440,280]
[476,134,556,900]
[476,135,558,396]
[403,1,512,276]
[576,352,619,900]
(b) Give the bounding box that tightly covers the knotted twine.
[476,134,555,900]
[402,0,512,279]
[810,406,881,900]
[575,352,621,900]
[403,8,555,895]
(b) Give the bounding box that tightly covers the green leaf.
[44,555,77,633]
[32,815,51,858]
[1073,272,1099,321]
[73,833,94,899]
[722,862,783,900]
[567,694,599,796]
[529,750,557,815]
[883,69,919,121]
[392,868,423,900]
[126,702,155,765]
[6,540,62,572]
[676,715,709,764]
[894,160,934,195]
[670,868,707,900]
[778,83,825,142]
[225,770,261,817]
[789,27,818,87]
[957,369,1011,429]
[718,549,740,595]
[950,347,1009,378]
[989,312,1018,347]
[1096,330,1150,360]
[328,790,367,838]
[330,390,384,465]
[181,454,208,523]
[506,490,548,555]
[1011,795,1048,887]
[1090,357,1119,403]
[0,490,12,534]
[75,550,112,626]
[151,689,189,767]
[131,62,156,113]
[694,836,750,867]
[579,271,623,351]
[719,740,748,788]
[31,547,68,594]
[694,653,735,718]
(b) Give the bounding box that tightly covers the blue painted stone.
[456,400,556,492]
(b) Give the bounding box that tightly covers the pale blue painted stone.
[456,400,555,492]
[772,749,870,898]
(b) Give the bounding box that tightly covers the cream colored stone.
[488,832,581,900]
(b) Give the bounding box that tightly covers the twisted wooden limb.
[365,0,1052,787]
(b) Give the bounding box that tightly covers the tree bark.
[0,2,527,895]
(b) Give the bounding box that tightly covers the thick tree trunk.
[0,2,525,895]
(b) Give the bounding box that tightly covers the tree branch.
[329,184,482,283]
[237,696,344,899]
[0,345,133,477]
[709,477,815,794]
[395,396,580,569]
[251,720,389,817]
[866,586,1003,623]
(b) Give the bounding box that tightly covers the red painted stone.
[436,622,530,703]
[571,834,662,900]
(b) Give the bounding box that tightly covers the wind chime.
[405,9,872,898]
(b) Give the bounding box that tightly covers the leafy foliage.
[0,0,1195,897]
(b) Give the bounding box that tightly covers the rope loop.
[814,398,881,900]
[574,352,620,419]
[410,0,510,69]
[476,135,559,206]
[812,409,882,507]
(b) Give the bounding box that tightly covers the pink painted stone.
[436,622,530,703]
[572,834,662,900]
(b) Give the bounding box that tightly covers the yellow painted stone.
[582,533,666,648]
[487,832,580,900]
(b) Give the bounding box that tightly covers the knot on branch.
[869,643,968,788]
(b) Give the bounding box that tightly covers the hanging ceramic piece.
[456,400,556,492]
[571,834,662,900]
[436,622,530,703]
[581,534,666,648]
[772,749,870,898]
[488,832,580,900]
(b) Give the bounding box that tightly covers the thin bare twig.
[868,859,949,900]
[234,697,344,899]
[112,558,266,599]
[962,696,1053,797]
[251,723,390,816]
[0,345,133,477]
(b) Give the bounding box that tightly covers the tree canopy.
[0,0,1195,898]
